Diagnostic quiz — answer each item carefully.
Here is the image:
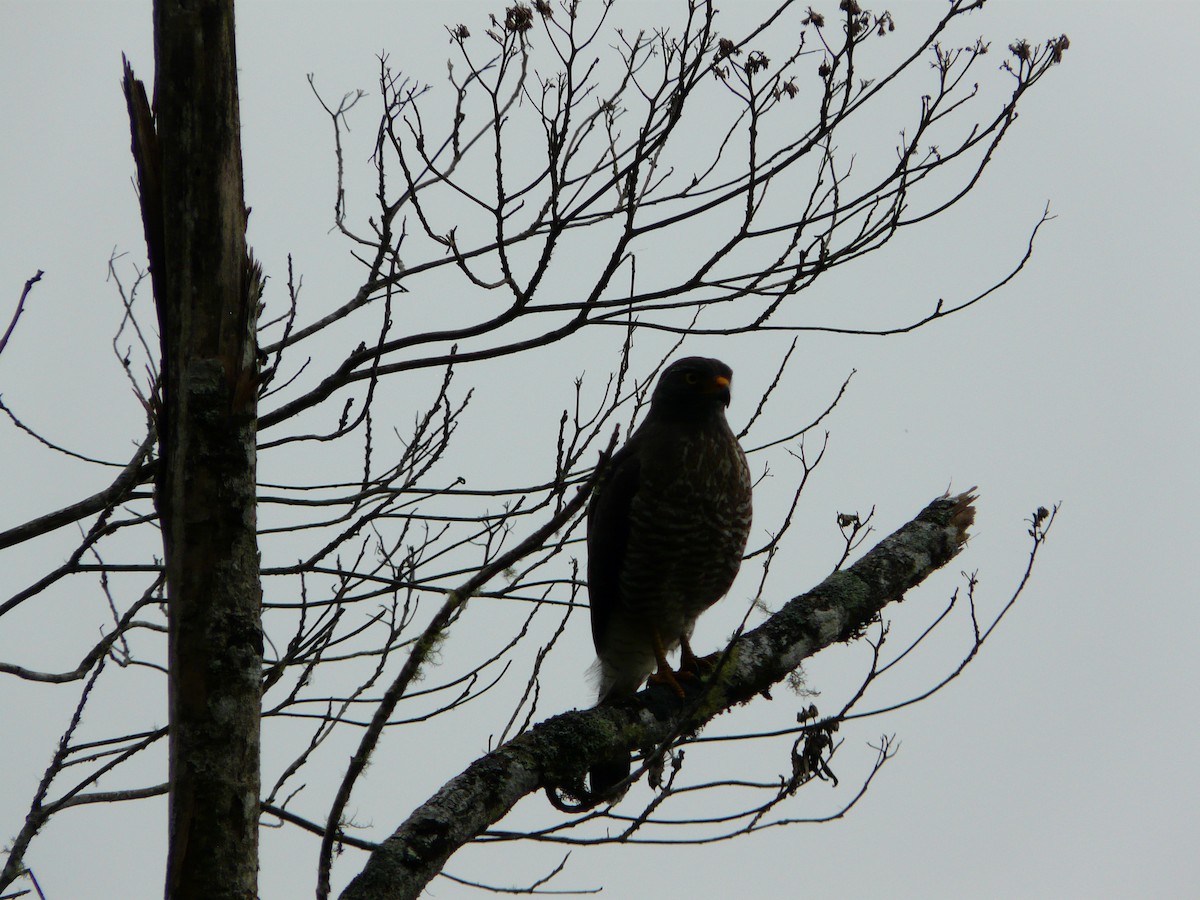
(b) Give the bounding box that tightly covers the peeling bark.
[341,491,976,900]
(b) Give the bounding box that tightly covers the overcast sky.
[2,2,1197,898]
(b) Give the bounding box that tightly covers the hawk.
[586,357,753,793]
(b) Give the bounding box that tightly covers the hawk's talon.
[649,628,687,697]
[679,636,716,678]
[647,667,687,698]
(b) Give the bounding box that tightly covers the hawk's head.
[649,356,734,421]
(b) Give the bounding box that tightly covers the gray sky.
[2,2,1197,898]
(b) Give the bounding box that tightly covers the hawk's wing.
[586,437,642,653]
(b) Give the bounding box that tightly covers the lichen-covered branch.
[341,490,976,900]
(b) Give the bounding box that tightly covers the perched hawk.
[586,357,753,792]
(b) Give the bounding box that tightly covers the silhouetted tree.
[1,2,1064,897]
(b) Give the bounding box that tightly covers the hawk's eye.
[683,371,700,385]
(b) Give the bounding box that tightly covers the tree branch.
[317,438,614,899]
[341,490,977,900]
[0,429,154,555]
[0,270,43,358]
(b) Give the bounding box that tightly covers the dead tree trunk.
[125,1,262,897]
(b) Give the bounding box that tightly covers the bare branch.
[0,270,43,358]
[317,442,613,899]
